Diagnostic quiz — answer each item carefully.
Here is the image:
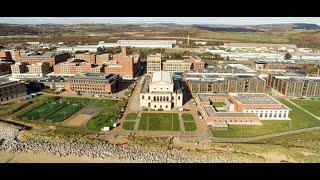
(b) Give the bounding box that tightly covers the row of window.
[142,95,181,101]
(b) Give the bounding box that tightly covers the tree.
[284,53,292,60]
[97,47,103,54]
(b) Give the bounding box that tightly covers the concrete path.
[178,113,185,132]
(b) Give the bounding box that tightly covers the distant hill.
[193,25,262,32]
[0,24,42,35]
[193,23,320,32]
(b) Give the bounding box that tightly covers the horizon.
[0,17,319,25]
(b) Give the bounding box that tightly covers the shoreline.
[0,150,139,163]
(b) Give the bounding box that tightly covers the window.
[166,105,168,108]
[178,96,180,100]
[142,95,144,99]
[154,105,156,108]
[148,96,150,100]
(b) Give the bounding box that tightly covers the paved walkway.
[178,113,185,132]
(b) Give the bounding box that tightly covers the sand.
[66,114,92,127]
[0,151,138,163]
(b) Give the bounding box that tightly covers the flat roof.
[204,105,216,116]
[230,93,278,105]
[210,112,258,117]
[141,78,150,93]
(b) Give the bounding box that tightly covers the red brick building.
[104,47,135,80]
[65,73,121,96]
[17,52,70,67]
[0,61,13,75]
[0,51,12,60]
[83,53,96,64]
[53,59,103,75]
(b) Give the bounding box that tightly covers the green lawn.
[47,103,84,122]
[139,113,180,131]
[212,98,320,138]
[125,113,138,120]
[182,113,194,122]
[61,97,125,132]
[15,95,125,132]
[212,102,225,107]
[122,121,135,130]
[184,122,197,131]
[291,99,320,117]
[22,101,63,120]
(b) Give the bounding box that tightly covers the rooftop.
[151,71,172,84]
[71,73,118,81]
[229,93,278,105]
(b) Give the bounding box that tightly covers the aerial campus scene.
[1,17,320,163]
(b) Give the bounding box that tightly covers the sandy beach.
[0,151,136,163]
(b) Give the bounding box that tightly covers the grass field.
[14,95,125,132]
[291,99,320,117]
[182,113,194,122]
[212,102,225,107]
[22,101,63,120]
[184,122,197,131]
[181,113,196,131]
[125,113,138,120]
[122,121,135,130]
[47,103,84,122]
[139,113,180,131]
[212,98,320,138]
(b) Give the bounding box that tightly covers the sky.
[0,17,319,25]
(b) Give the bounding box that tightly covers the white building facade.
[140,71,183,110]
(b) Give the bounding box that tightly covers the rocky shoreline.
[0,122,242,163]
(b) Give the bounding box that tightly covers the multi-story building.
[228,93,291,120]
[195,93,291,127]
[253,61,302,73]
[11,62,51,79]
[140,71,183,110]
[10,62,28,74]
[65,73,121,96]
[17,52,70,67]
[0,78,27,104]
[53,59,103,76]
[190,58,205,71]
[83,52,96,64]
[268,72,320,97]
[0,61,14,76]
[0,50,12,60]
[104,47,135,80]
[96,54,110,65]
[147,53,162,74]
[186,74,266,93]
[162,60,192,72]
